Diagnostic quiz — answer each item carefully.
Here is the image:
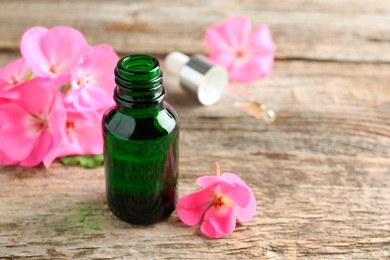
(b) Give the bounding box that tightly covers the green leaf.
[60,154,104,168]
[23,71,34,81]
[58,82,71,93]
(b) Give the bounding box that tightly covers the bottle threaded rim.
[114,54,165,107]
[116,54,160,83]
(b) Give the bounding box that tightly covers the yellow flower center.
[212,194,233,208]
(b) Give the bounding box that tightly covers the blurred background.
[1,0,390,62]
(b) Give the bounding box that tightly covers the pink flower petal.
[0,150,17,166]
[48,91,68,138]
[196,175,221,187]
[0,98,9,105]
[222,173,256,222]
[208,51,235,68]
[18,78,54,113]
[205,23,233,53]
[234,187,256,222]
[68,44,117,110]
[197,174,250,208]
[229,53,273,83]
[20,26,49,77]
[42,27,87,76]
[0,103,25,125]
[200,205,236,238]
[43,147,61,169]
[221,172,248,187]
[256,53,275,78]
[69,87,113,110]
[0,57,31,99]
[0,79,66,167]
[0,103,32,162]
[178,164,256,237]
[42,93,67,167]
[21,26,87,78]
[200,218,225,238]
[0,122,35,161]
[224,182,250,208]
[248,24,276,55]
[72,44,117,87]
[18,76,67,114]
[20,132,54,167]
[205,16,252,53]
[71,113,103,155]
[222,16,252,48]
[55,109,103,158]
[204,17,275,83]
[176,185,216,226]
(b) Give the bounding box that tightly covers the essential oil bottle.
[103,54,179,225]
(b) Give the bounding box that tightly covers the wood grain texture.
[1,0,390,62]
[0,0,390,259]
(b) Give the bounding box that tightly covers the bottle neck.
[113,54,165,109]
[116,102,165,116]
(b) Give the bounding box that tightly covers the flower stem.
[215,162,221,177]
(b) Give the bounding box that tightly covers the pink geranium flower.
[0,57,31,99]
[0,25,119,168]
[177,163,256,238]
[53,108,104,158]
[65,44,117,110]
[0,149,17,166]
[20,26,87,78]
[205,16,275,83]
[0,77,66,167]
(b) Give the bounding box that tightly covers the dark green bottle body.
[103,54,179,225]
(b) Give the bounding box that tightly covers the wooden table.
[1,1,389,259]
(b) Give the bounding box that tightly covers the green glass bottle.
[103,54,179,225]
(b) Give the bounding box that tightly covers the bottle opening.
[114,54,165,107]
[118,54,160,81]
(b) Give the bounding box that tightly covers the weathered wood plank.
[1,57,390,258]
[0,0,390,62]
